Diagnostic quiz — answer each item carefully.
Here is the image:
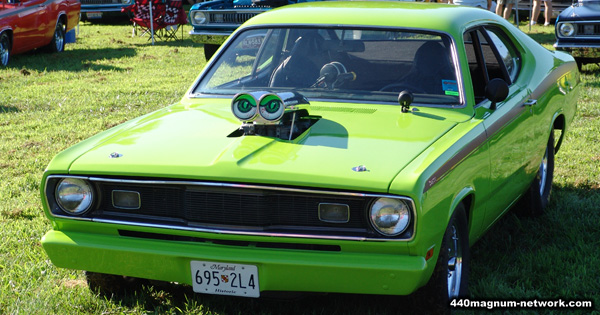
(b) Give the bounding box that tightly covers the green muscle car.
[41,1,579,309]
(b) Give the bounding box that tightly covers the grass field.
[0,20,599,314]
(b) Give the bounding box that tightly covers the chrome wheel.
[53,22,65,52]
[0,33,9,66]
[538,146,549,197]
[447,223,463,298]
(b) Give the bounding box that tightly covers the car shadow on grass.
[7,47,138,73]
[98,281,429,314]
[466,182,599,304]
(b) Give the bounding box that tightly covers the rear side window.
[463,26,521,104]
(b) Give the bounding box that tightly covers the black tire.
[46,19,66,53]
[416,203,470,313]
[0,32,10,67]
[203,44,219,60]
[85,271,149,297]
[518,132,555,217]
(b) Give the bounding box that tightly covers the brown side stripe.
[423,61,577,193]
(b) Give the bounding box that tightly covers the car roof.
[242,1,505,36]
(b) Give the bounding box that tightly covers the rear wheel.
[0,32,10,67]
[46,20,66,53]
[518,132,555,216]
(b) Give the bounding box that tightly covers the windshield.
[194,27,461,106]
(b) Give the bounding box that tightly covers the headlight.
[121,0,131,4]
[55,178,94,215]
[192,11,207,25]
[369,198,411,236]
[558,23,575,37]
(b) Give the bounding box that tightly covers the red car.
[0,0,80,66]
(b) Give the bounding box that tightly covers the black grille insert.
[94,181,374,237]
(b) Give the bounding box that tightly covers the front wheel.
[0,32,10,67]
[417,203,470,312]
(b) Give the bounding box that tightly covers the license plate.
[241,35,264,50]
[86,12,103,19]
[190,261,259,297]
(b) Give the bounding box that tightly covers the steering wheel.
[379,82,425,94]
[312,61,354,89]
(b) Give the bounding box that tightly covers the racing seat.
[269,33,325,88]
[406,41,455,94]
[381,41,455,94]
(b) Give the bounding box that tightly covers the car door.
[10,0,48,53]
[464,26,533,230]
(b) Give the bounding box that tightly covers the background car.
[554,0,600,69]
[79,0,131,20]
[0,0,80,66]
[188,0,323,60]
[40,2,579,310]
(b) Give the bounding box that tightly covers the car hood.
[66,99,467,193]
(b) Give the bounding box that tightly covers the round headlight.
[192,11,207,25]
[559,23,575,37]
[55,178,94,215]
[369,198,411,236]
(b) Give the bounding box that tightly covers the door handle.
[524,99,537,106]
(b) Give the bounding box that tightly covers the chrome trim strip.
[555,43,600,48]
[85,176,400,198]
[45,175,417,242]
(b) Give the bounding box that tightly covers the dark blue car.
[555,0,600,69]
[189,0,320,59]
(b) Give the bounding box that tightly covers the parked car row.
[2,0,600,69]
[0,0,80,66]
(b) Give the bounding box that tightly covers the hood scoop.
[229,91,320,140]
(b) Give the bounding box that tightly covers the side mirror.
[398,90,413,113]
[485,78,509,110]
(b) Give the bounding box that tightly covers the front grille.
[99,182,368,229]
[576,23,600,37]
[207,12,261,24]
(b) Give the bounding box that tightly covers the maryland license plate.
[190,261,259,297]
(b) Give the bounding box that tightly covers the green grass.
[1,21,599,314]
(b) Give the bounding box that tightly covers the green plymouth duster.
[41,1,579,309]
